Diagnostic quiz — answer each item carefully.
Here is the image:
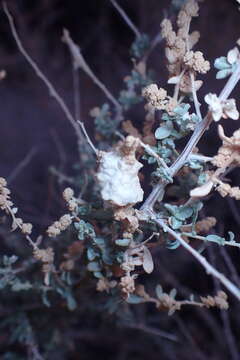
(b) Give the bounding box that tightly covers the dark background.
[0,0,240,359]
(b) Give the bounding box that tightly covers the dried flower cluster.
[47,214,72,237]
[161,0,209,79]
[181,216,217,234]
[63,187,78,212]
[142,84,178,115]
[33,247,55,286]
[47,188,79,237]
[183,50,210,74]
[200,291,229,310]
[0,177,32,235]
[120,242,153,296]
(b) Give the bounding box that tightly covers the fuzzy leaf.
[206,234,225,245]
[169,216,182,229]
[87,248,99,261]
[214,56,231,70]
[175,206,193,221]
[166,239,180,250]
[216,69,233,79]
[228,231,235,242]
[87,261,102,272]
[155,125,172,140]
[143,246,154,274]
[169,288,177,299]
[126,294,144,304]
[156,284,163,299]
[93,271,104,279]
[115,238,131,247]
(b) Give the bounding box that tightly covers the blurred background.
[0,0,240,359]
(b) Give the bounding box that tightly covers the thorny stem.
[3,3,98,156]
[109,0,141,39]
[153,216,240,302]
[141,60,240,211]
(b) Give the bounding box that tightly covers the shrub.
[1,1,240,359]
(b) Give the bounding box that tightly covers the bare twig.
[153,215,240,301]
[3,2,97,156]
[128,322,178,342]
[182,232,240,249]
[77,120,98,155]
[51,129,67,175]
[8,147,37,184]
[109,0,141,39]
[72,64,81,123]
[208,247,239,360]
[220,247,240,287]
[142,32,163,63]
[62,29,122,121]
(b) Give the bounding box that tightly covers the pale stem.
[72,65,81,123]
[8,147,37,184]
[182,232,240,249]
[154,216,240,301]
[173,70,185,101]
[190,71,202,121]
[139,140,169,170]
[62,29,122,119]
[3,3,97,156]
[110,0,141,39]
[6,204,37,250]
[77,121,98,155]
[142,32,163,64]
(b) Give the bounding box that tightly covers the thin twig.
[109,0,141,38]
[72,64,81,123]
[208,247,239,360]
[3,2,97,156]
[62,29,122,120]
[77,120,98,155]
[8,147,37,184]
[142,32,163,63]
[6,204,37,250]
[139,140,169,170]
[190,71,202,121]
[128,322,178,342]
[153,215,240,301]
[182,232,240,249]
[51,129,67,175]
[220,247,240,287]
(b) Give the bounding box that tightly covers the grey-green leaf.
[216,69,232,79]
[155,125,172,140]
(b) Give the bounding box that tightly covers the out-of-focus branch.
[3,2,98,156]
[109,0,141,38]
[62,29,122,122]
